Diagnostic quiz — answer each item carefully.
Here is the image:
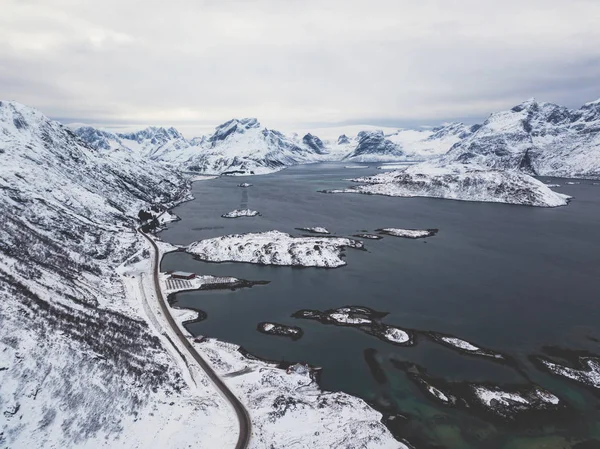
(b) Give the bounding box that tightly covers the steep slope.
[343,130,404,162]
[74,125,200,163]
[442,98,600,179]
[73,125,127,152]
[118,126,194,161]
[0,101,231,447]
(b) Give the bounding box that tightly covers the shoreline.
[144,175,405,448]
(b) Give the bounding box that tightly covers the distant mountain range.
[73,118,476,174]
[72,96,600,179]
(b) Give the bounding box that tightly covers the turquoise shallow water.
[161,163,600,449]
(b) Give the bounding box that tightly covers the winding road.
[139,229,252,449]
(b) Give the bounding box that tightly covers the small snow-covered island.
[221,208,260,218]
[427,332,505,360]
[186,230,364,268]
[257,322,304,340]
[296,226,331,234]
[376,228,438,239]
[293,306,414,346]
[353,233,383,240]
[238,182,252,187]
[321,163,571,207]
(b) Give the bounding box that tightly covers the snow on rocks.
[321,163,571,207]
[470,386,561,418]
[537,357,600,389]
[293,306,414,346]
[221,209,260,218]
[392,361,563,420]
[296,226,331,234]
[353,233,383,240]
[186,230,364,268]
[376,228,438,239]
[257,322,304,340]
[293,306,384,327]
[382,326,411,344]
[330,312,372,325]
[426,384,452,403]
[428,332,506,360]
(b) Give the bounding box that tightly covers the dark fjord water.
[160,163,600,449]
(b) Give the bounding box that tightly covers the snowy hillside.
[322,163,570,207]
[0,101,207,447]
[442,98,600,179]
[74,125,199,163]
[183,118,327,175]
[341,123,474,162]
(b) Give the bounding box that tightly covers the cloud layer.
[2,0,599,134]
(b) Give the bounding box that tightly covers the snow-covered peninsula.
[322,163,570,207]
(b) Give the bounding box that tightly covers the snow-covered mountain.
[0,101,204,447]
[342,123,474,162]
[183,118,325,175]
[74,125,197,162]
[73,96,600,178]
[75,120,476,173]
[441,98,600,179]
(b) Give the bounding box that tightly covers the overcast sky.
[2,0,600,136]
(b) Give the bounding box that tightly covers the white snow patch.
[221,209,260,218]
[427,385,450,403]
[329,313,372,325]
[383,326,410,344]
[298,226,330,234]
[473,387,530,407]
[379,228,433,238]
[440,337,480,352]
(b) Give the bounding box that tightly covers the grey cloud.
[1,0,599,135]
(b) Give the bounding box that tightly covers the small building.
[170,271,196,280]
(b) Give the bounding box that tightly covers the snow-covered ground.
[186,230,364,268]
[221,209,260,218]
[322,163,571,207]
[196,339,405,449]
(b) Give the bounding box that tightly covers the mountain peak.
[511,98,538,113]
[209,118,261,144]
